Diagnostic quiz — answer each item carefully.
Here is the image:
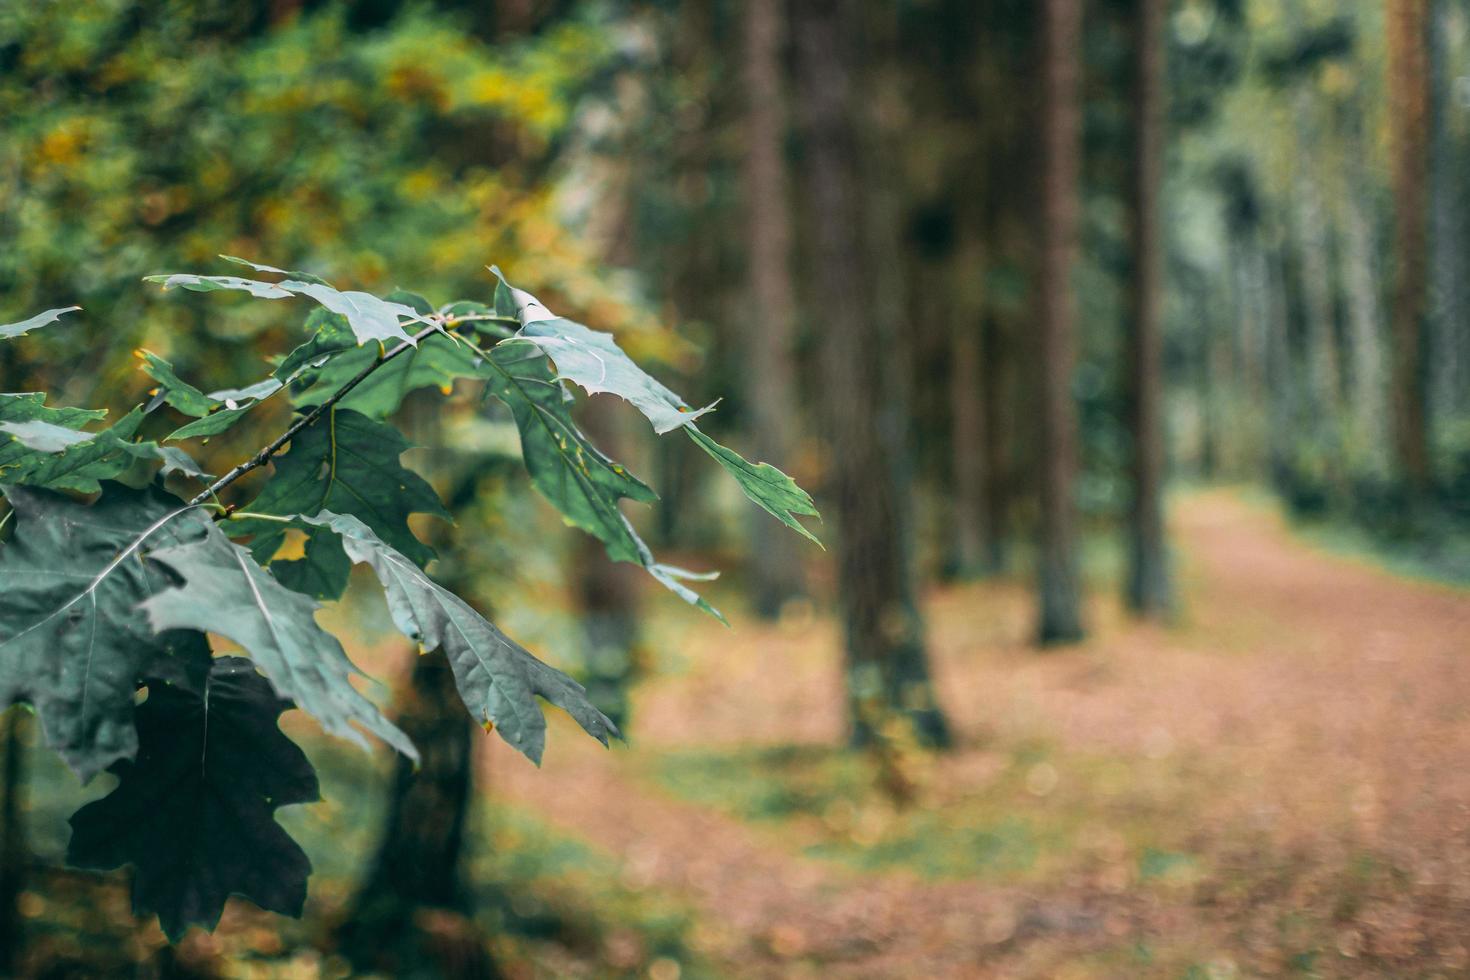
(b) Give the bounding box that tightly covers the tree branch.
[189,323,442,507]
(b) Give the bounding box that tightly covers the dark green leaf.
[481,341,724,620]
[67,656,319,941]
[483,340,655,562]
[275,309,357,384]
[2,407,148,493]
[0,483,212,781]
[137,351,216,418]
[293,333,485,420]
[139,523,418,761]
[298,512,617,764]
[228,408,449,600]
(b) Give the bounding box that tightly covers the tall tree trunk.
[794,0,950,748]
[1386,0,1433,491]
[1035,0,1086,645]
[741,0,807,618]
[1341,130,1389,473]
[0,710,26,978]
[342,422,496,979]
[983,311,1014,573]
[1429,0,1468,431]
[950,297,991,578]
[1123,0,1171,618]
[573,407,642,731]
[341,651,493,980]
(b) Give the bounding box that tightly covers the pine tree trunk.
[573,408,642,731]
[1342,133,1389,472]
[340,651,494,980]
[0,710,26,977]
[1123,0,1171,618]
[950,306,991,578]
[1036,0,1086,644]
[1386,0,1433,491]
[794,0,950,747]
[742,0,807,618]
[1429,0,1467,430]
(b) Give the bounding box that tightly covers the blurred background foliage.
[3,0,1470,976]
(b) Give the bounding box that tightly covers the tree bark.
[340,650,494,980]
[950,300,991,578]
[0,710,26,978]
[1035,0,1086,644]
[1386,0,1433,491]
[742,0,807,618]
[794,0,950,747]
[1123,0,1171,618]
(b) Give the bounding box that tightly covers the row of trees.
[682,0,1460,743]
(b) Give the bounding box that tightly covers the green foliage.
[228,408,450,600]
[67,657,320,943]
[0,256,818,942]
[297,511,618,763]
[0,306,80,341]
[0,483,213,781]
[141,522,417,761]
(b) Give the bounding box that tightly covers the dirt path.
[486,490,1470,978]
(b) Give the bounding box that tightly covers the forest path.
[486,489,1470,978]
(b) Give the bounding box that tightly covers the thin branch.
[188,323,440,507]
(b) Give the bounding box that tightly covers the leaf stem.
[188,323,439,507]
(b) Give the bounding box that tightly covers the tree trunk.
[950,303,991,578]
[741,0,807,618]
[573,407,642,731]
[1386,0,1433,491]
[1123,0,1171,618]
[0,710,26,977]
[1429,0,1468,431]
[1341,130,1389,472]
[794,0,950,748]
[983,311,1014,573]
[1035,0,1086,645]
[340,650,494,980]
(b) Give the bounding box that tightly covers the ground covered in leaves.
[13,489,1470,978]
[489,490,1470,979]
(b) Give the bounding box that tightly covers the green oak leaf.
[0,483,213,781]
[3,407,146,493]
[685,428,821,546]
[228,408,449,600]
[293,332,485,420]
[297,512,618,764]
[275,309,358,384]
[483,339,656,562]
[0,305,81,340]
[67,656,319,942]
[137,351,216,418]
[0,419,93,452]
[139,523,418,762]
[146,264,430,347]
[491,269,715,434]
[219,254,330,286]
[481,339,724,620]
[134,350,284,442]
[0,394,108,478]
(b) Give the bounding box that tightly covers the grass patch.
[650,739,1210,888]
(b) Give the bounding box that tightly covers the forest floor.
[486,488,1470,979]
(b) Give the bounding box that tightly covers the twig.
[188,323,440,506]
